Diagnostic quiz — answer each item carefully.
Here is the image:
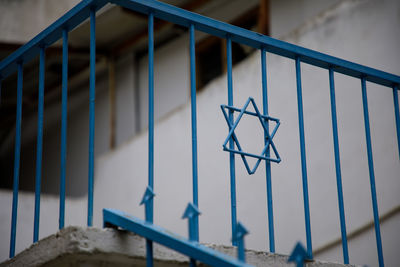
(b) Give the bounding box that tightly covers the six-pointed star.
[221,97,281,175]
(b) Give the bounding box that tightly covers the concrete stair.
[0,226,356,267]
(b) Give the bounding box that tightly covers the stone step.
[0,226,356,267]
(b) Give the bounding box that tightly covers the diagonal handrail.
[103,209,252,267]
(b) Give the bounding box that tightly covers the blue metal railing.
[33,46,45,243]
[0,0,399,266]
[328,68,349,263]
[59,28,68,230]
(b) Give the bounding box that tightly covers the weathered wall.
[0,0,81,43]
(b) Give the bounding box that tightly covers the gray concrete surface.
[0,226,355,267]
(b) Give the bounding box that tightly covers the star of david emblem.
[221,97,281,175]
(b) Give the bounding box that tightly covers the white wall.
[138,35,190,131]
[269,0,341,38]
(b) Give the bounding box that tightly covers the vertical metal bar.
[9,62,23,258]
[59,28,68,230]
[0,76,2,105]
[146,240,153,267]
[261,48,275,252]
[34,46,45,243]
[87,8,96,227]
[189,23,199,267]
[147,12,155,267]
[328,68,349,264]
[189,24,199,242]
[226,36,237,246]
[393,85,400,159]
[361,77,384,267]
[148,12,154,223]
[295,57,312,259]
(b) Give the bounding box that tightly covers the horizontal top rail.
[1,0,400,88]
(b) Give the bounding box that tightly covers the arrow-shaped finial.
[182,203,201,220]
[233,222,249,241]
[288,242,307,267]
[140,186,155,205]
[140,186,155,223]
[182,203,200,241]
[232,222,249,262]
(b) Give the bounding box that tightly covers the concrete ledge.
[0,226,355,267]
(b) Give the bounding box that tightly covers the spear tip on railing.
[182,203,200,242]
[288,242,308,267]
[233,222,248,242]
[140,186,155,206]
[232,222,249,262]
[182,202,201,219]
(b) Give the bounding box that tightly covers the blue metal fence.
[0,0,399,266]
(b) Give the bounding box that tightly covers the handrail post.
[261,48,275,252]
[295,56,312,259]
[147,11,155,267]
[392,85,400,159]
[226,36,237,246]
[328,68,349,264]
[189,23,199,242]
[87,7,96,227]
[59,28,68,230]
[34,46,45,242]
[361,77,384,267]
[10,61,23,258]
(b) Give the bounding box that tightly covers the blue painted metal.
[9,62,23,258]
[103,209,252,267]
[233,222,248,262]
[34,46,45,243]
[393,85,400,159]
[146,240,154,267]
[140,186,155,222]
[182,202,200,267]
[148,11,155,224]
[221,97,281,174]
[361,77,384,267]
[295,57,312,259]
[226,37,237,247]
[182,203,201,241]
[148,11,156,267]
[140,186,155,267]
[189,23,199,242]
[59,28,68,230]
[87,8,96,227]
[111,0,400,88]
[328,68,349,264]
[288,242,307,267]
[261,49,275,252]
